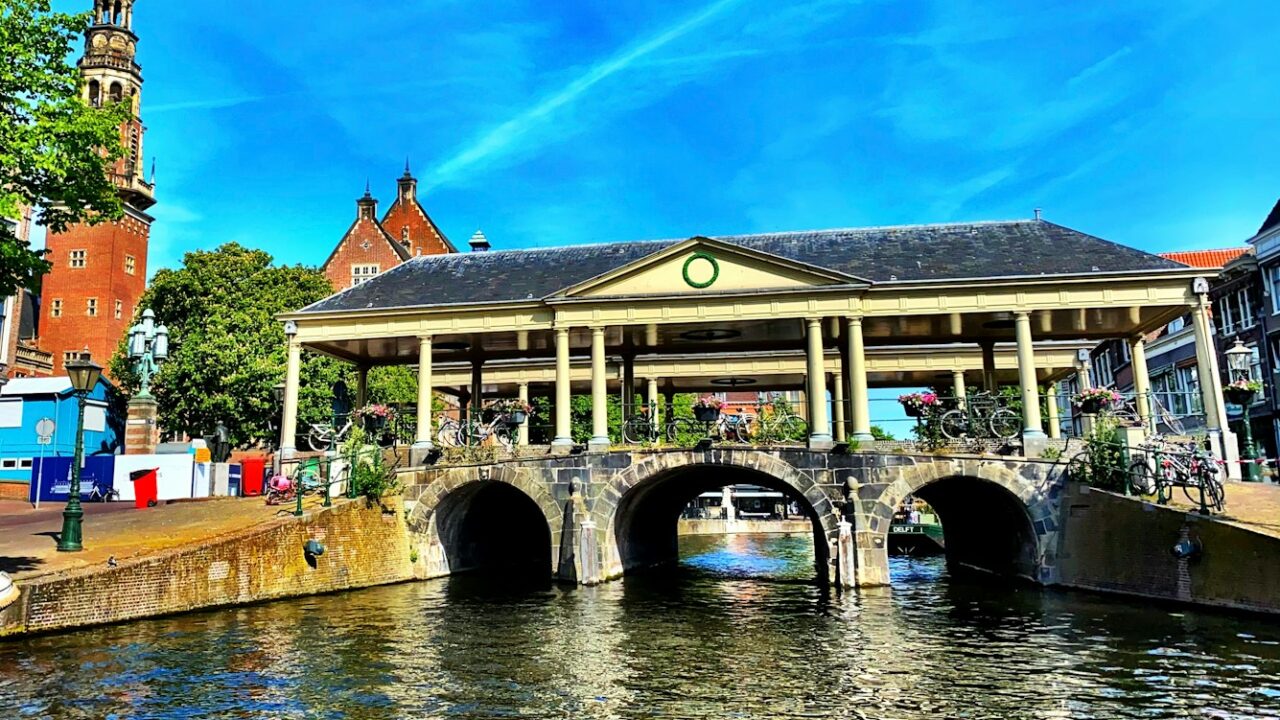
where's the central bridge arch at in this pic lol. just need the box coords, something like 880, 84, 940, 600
595, 450, 845, 584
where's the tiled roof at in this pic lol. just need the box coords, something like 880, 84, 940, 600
1158, 248, 1251, 269
300, 220, 1185, 313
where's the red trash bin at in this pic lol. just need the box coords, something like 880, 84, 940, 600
240, 458, 266, 497
130, 468, 159, 509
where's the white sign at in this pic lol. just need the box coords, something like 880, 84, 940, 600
35, 417, 55, 442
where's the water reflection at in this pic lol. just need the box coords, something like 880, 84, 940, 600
3, 534, 1280, 719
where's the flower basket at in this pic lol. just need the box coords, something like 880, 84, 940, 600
1076, 398, 1108, 415
897, 392, 938, 418
1072, 388, 1121, 415
1224, 386, 1256, 406
507, 409, 528, 425
694, 406, 720, 423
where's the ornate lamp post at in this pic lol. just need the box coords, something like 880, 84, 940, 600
57, 353, 103, 552
127, 309, 169, 398
1224, 340, 1262, 482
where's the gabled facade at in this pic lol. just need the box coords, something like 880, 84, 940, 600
321, 167, 456, 290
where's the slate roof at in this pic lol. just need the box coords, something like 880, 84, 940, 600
299, 220, 1186, 314
1257, 199, 1280, 238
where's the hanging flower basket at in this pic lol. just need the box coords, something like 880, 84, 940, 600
353, 404, 396, 435
898, 392, 938, 418
1224, 379, 1262, 406
1072, 388, 1120, 415
488, 399, 533, 426
508, 410, 528, 425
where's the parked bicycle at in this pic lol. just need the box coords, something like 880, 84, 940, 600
938, 391, 1021, 441
1127, 437, 1224, 513
744, 402, 807, 443
436, 412, 515, 450
265, 460, 326, 505
305, 413, 396, 452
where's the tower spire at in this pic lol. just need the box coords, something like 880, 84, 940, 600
404, 157, 412, 177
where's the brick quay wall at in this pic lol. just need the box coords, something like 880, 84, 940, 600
0, 498, 415, 638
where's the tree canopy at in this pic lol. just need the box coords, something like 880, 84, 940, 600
0, 1, 130, 297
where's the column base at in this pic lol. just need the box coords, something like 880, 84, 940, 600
1021, 430, 1047, 439
808, 435, 835, 451
280, 446, 298, 461
850, 432, 875, 442
551, 438, 575, 455
588, 437, 611, 453
409, 441, 436, 467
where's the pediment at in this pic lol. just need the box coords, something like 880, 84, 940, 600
558, 237, 867, 298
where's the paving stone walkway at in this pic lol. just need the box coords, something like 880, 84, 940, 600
0, 495, 328, 581
1166, 480, 1280, 539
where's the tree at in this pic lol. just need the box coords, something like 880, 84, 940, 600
110, 244, 343, 447
0, 1, 130, 297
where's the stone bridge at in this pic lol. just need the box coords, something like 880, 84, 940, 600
401, 448, 1068, 587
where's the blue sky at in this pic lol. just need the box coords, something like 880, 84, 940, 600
48, 0, 1279, 274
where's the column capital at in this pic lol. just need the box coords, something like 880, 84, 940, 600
1014, 310, 1031, 320
845, 315, 864, 327
417, 333, 433, 342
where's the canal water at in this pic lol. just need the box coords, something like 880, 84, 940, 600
4, 534, 1280, 719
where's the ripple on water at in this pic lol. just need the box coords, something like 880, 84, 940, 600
4, 536, 1280, 719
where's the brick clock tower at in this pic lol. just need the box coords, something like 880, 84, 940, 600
40, 0, 155, 378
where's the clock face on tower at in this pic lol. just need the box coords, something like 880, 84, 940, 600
92, 34, 106, 48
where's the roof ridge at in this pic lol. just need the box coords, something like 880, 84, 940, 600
403, 220, 1042, 263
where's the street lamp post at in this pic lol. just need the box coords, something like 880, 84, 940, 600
57, 353, 103, 552
1225, 340, 1262, 482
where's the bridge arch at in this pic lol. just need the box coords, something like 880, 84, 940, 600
597, 450, 844, 584
866, 459, 1061, 583
405, 465, 563, 580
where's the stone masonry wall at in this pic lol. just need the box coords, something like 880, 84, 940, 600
0, 498, 414, 638
1053, 483, 1280, 614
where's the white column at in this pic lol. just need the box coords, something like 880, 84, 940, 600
414, 336, 433, 450
552, 327, 573, 451
832, 372, 847, 443
846, 317, 872, 441
806, 318, 832, 446
590, 327, 609, 450
1191, 298, 1238, 476
1045, 382, 1061, 439
951, 369, 967, 410
647, 377, 661, 429
1014, 312, 1045, 438
280, 339, 301, 458
517, 382, 530, 447
1129, 335, 1152, 430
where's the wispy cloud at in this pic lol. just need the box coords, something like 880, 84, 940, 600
424, 0, 745, 190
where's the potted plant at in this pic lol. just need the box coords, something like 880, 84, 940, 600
353, 403, 396, 438
897, 392, 939, 418
692, 395, 724, 423
1072, 387, 1121, 415
489, 399, 533, 425
1224, 378, 1263, 406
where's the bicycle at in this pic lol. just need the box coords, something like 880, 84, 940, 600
1127, 438, 1224, 513
306, 413, 398, 451
437, 413, 514, 450
938, 391, 1021, 441
748, 404, 808, 444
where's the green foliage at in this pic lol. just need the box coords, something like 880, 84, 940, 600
1041, 445, 1063, 461
1072, 417, 1126, 491
0, 1, 131, 297
870, 425, 894, 441
109, 243, 341, 446
341, 426, 400, 501
367, 366, 418, 405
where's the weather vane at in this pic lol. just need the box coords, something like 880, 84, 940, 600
127, 308, 169, 399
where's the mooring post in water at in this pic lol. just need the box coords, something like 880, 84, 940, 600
578, 518, 601, 584
837, 519, 857, 588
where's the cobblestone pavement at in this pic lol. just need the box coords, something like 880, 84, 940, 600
0, 495, 328, 581
1167, 480, 1280, 538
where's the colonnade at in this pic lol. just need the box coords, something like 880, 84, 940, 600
278, 301, 1231, 468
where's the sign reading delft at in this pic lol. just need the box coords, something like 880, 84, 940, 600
682, 251, 719, 289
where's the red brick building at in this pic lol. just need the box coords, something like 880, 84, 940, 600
40, 0, 155, 377
322, 166, 457, 290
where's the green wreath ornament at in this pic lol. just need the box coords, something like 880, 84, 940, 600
682, 252, 720, 289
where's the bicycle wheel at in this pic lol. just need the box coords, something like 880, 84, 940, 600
436, 421, 460, 447
776, 415, 807, 443
623, 417, 653, 445
305, 427, 331, 452
494, 425, 514, 451
939, 410, 968, 440
1066, 453, 1093, 484
988, 409, 1022, 441
1127, 459, 1157, 496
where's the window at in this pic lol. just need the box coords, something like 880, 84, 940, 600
1152, 365, 1202, 417
115, 300, 123, 319
0, 400, 21, 428
69, 250, 86, 269
86, 298, 98, 317
1094, 351, 1115, 388
1216, 287, 1257, 336
0, 459, 15, 470
18, 459, 31, 469
62, 351, 81, 365
1167, 315, 1187, 334
125, 255, 136, 274
85, 402, 107, 433
50, 299, 62, 318
351, 264, 379, 287
1270, 265, 1280, 314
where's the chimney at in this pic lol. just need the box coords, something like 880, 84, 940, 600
469, 229, 491, 252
